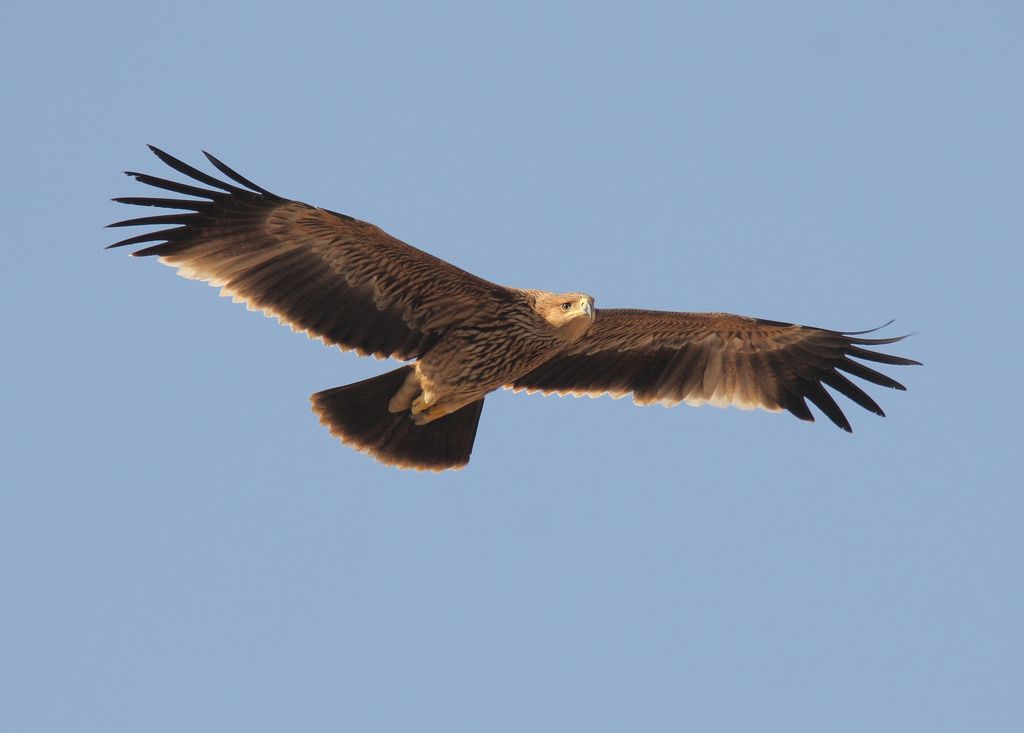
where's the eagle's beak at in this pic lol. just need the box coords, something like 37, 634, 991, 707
580, 298, 594, 318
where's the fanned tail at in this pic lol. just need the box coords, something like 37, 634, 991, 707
310, 366, 485, 471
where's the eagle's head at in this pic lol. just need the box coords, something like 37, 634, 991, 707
534, 291, 596, 342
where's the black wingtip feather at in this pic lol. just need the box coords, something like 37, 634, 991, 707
838, 319, 897, 336
835, 357, 908, 391
123, 172, 220, 200
202, 150, 280, 198
107, 228, 182, 249
145, 145, 249, 194
106, 213, 197, 229
847, 334, 910, 346
803, 382, 853, 432
111, 196, 207, 211
847, 346, 922, 367
821, 369, 885, 417
782, 393, 815, 423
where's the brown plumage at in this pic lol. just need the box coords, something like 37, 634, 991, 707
108, 147, 920, 470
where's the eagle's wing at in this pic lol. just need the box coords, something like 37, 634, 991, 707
510, 309, 920, 431
108, 146, 506, 360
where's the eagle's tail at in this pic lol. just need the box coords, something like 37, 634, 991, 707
310, 366, 485, 471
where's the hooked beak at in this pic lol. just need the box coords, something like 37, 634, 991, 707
580, 297, 594, 318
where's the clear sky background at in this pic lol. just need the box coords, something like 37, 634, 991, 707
3, 1, 1021, 731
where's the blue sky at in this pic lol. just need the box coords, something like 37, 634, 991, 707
3, 1, 1021, 731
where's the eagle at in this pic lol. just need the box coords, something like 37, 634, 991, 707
108, 147, 920, 471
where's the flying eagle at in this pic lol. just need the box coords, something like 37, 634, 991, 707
108, 147, 919, 471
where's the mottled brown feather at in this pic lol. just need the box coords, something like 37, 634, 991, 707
511, 309, 921, 431
108, 146, 509, 361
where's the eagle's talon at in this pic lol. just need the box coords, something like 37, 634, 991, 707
412, 404, 450, 425
410, 393, 434, 415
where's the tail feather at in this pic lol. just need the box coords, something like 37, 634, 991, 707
310, 366, 485, 471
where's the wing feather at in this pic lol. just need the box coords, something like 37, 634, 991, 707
511, 309, 920, 431
108, 147, 508, 360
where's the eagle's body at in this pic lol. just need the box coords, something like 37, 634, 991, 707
390, 289, 596, 424
109, 147, 919, 470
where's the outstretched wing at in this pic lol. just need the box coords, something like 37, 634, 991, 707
510, 309, 920, 431
108, 146, 507, 360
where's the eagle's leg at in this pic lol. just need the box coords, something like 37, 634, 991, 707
388, 364, 443, 417
410, 392, 437, 415
412, 396, 478, 425
391, 362, 478, 425
387, 368, 422, 413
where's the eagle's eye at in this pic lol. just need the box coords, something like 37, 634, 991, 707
560, 302, 572, 312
